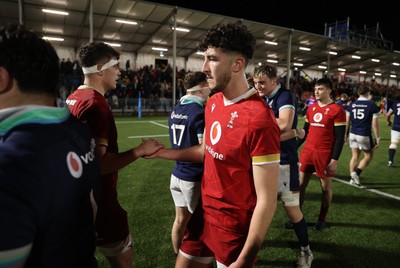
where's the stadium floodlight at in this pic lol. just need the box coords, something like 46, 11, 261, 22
266, 59, 278, 63
42, 9, 69, 16
172, 27, 190, 32
105, 42, 121, 47
42, 36, 64, 41
116, 19, 138, 25
152, 47, 168, 52
265, 41, 278, 45
299, 46, 311, 51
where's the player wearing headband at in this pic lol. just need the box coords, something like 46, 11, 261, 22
168, 71, 210, 255
66, 42, 163, 268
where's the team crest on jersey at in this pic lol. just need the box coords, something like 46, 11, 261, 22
211, 103, 216, 112
67, 151, 83, 178
210, 121, 222, 145
227, 111, 238, 128
325, 108, 330, 114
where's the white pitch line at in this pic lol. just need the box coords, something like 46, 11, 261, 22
149, 121, 169, 128
128, 121, 168, 139
128, 121, 169, 139
128, 134, 169, 139
333, 177, 400, 201
123, 120, 400, 201
116, 120, 168, 124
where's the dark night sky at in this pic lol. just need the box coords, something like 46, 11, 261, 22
149, 0, 399, 51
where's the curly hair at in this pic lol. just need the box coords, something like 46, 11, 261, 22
0, 24, 60, 96
198, 23, 256, 64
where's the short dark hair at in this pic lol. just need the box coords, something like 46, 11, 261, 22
357, 86, 370, 96
315, 77, 332, 89
183, 71, 207, 89
79, 41, 120, 67
0, 24, 60, 95
253, 63, 278, 79
198, 23, 256, 65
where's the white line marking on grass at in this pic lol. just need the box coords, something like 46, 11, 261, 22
115, 120, 168, 124
115, 121, 136, 123
333, 177, 400, 201
122, 119, 400, 202
149, 121, 169, 128
128, 134, 169, 139
126, 121, 169, 139
367, 189, 400, 201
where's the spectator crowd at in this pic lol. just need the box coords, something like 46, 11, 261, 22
58, 58, 400, 115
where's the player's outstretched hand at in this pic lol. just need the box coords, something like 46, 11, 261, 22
297, 128, 306, 140
143, 148, 165, 159
138, 138, 164, 157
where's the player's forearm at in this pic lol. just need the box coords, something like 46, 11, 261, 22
236, 196, 277, 266
297, 121, 309, 148
332, 125, 346, 160
280, 128, 304, 142
99, 150, 142, 175
236, 164, 279, 265
384, 110, 392, 119
145, 144, 204, 163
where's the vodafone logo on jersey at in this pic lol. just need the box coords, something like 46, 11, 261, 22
313, 112, 323, 123
206, 121, 224, 160
210, 121, 222, 145
67, 152, 83, 178
67, 138, 97, 178
311, 112, 325, 127
171, 111, 188, 120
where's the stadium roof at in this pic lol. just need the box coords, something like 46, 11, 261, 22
1, 0, 400, 81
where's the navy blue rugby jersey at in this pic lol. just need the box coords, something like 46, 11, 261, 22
168, 96, 205, 182
346, 97, 379, 136
0, 106, 99, 268
389, 101, 400, 132
265, 86, 299, 164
